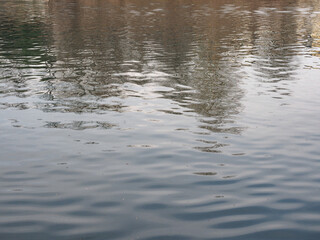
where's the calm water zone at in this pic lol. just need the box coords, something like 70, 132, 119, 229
0, 0, 320, 239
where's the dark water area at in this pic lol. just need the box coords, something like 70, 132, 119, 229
0, 0, 320, 239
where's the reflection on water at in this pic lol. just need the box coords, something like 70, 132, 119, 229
0, 0, 320, 239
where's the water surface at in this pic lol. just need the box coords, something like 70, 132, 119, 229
0, 0, 320, 239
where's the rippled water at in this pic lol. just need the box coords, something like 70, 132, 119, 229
1, 0, 320, 239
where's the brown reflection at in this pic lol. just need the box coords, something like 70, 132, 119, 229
300, 0, 320, 57
47, 0, 250, 121
247, 0, 301, 98
45, 0, 319, 131
1, 0, 319, 150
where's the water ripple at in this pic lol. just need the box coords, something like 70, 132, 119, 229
1, 0, 320, 239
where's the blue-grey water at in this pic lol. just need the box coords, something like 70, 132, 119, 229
0, 0, 320, 239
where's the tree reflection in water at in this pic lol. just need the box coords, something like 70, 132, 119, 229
0, 0, 318, 152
